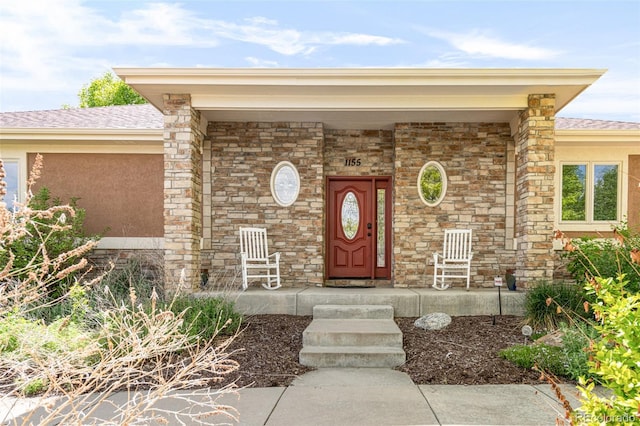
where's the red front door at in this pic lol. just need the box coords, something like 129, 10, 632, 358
327, 177, 391, 279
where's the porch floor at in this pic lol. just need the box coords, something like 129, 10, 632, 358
197, 287, 526, 317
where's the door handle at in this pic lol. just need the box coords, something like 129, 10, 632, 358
367, 223, 372, 229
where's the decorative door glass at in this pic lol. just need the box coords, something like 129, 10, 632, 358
377, 189, 385, 267
341, 191, 359, 240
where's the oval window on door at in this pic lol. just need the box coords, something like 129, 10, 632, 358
418, 161, 447, 206
341, 191, 360, 240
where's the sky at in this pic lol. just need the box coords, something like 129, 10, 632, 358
0, 0, 639, 122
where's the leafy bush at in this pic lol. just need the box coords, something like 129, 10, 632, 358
0, 182, 100, 312
573, 275, 640, 425
0, 310, 97, 396
500, 344, 563, 371
525, 280, 591, 331
1, 156, 99, 319
499, 324, 596, 382
0, 312, 94, 359
0, 186, 93, 277
169, 296, 243, 340
550, 230, 640, 424
561, 324, 598, 382
561, 223, 640, 293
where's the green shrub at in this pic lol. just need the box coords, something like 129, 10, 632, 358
500, 344, 565, 373
20, 378, 48, 396
561, 323, 598, 382
100, 258, 162, 305
169, 296, 242, 340
574, 275, 640, 424
6, 314, 93, 356
500, 323, 597, 383
31, 257, 164, 329
525, 281, 591, 331
562, 222, 640, 293
0, 186, 99, 305
0, 187, 91, 273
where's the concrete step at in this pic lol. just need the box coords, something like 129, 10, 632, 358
299, 345, 406, 368
312, 304, 394, 320
303, 318, 402, 347
300, 304, 405, 368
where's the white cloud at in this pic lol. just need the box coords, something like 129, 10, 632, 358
0, 0, 219, 97
0, 2, 403, 84
429, 29, 560, 61
0, 0, 103, 84
245, 17, 279, 26
210, 17, 403, 56
559, 72, 640, 121
245, 57, 280, 67
416, 52, 470, 68
212, 18, 314, 55
324, 33, 403, 46
109, 3, 219, 46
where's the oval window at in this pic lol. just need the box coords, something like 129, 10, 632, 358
341, 191, 360, 240
418, 161, 447, 206
271, 161, 300, 207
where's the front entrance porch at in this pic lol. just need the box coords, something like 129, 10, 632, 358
198, 287, 526, 317
112, 68, 599, 292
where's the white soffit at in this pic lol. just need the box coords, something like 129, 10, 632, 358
114, 68, 606, 129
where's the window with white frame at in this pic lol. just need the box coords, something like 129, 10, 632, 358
270, 161, 300, 207
1, 160, 19, 211
560, 162, 620, 223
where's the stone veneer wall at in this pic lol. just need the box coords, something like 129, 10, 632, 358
205, 122, 325, 287
88, 249, 164, 283
162, 94, 203, 291
324, 130, 394, 176
514, 94, 556, 285
393, 122, 516, 287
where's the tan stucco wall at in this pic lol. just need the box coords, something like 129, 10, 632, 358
28, 152, 163, 237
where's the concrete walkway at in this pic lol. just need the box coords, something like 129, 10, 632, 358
237, 369, 578, 426
4, 369, 587, 425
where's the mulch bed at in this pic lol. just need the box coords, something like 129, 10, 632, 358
219, 314, 542, 388
397, 315, 541, 385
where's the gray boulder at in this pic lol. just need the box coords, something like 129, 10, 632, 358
414, 313, 452, 330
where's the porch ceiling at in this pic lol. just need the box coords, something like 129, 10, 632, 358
114, 67, 605, 130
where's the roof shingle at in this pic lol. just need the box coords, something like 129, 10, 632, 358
0, 104, 163, 129
555, 117, 640, 130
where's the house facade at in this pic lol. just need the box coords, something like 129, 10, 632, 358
1, 68, 639, 292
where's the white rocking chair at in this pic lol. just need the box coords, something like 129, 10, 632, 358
239, 227, 282, 290
432, 229, 473, 291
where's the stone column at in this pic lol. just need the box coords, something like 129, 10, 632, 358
163, 94, 203, 292
514, 94, 556, 286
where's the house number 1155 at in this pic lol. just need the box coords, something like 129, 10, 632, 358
344, 158, 362, 166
